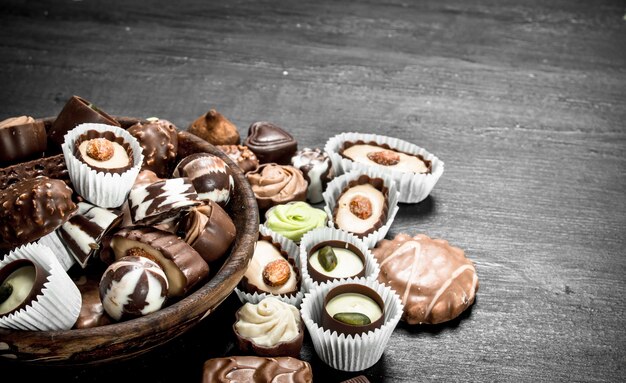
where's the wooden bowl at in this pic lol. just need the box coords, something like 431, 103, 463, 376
0, 117, 259, 365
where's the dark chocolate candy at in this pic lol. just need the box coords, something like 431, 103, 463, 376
177, 200, 236, 263
321, 283, 385, 336
0, 176, 77, 250
73, 129, 134, 174
173, 153, 234, 207
48, 95, 120, 152
202, 356, 313, 383
0, 259, 50, 317
128, 176, 201, 225
216, 144, 259, 173
244, 121, 297, 165
72, 274, 112, 329
100, 226, 209, 297
373, 233, 479, 325
127, 118, 178, 178
188, 109, 240, 146
0, 116, 47, 165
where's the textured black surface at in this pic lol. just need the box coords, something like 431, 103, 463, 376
1, 0, 625, 382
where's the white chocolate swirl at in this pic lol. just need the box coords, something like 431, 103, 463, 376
234, 297, 301, 347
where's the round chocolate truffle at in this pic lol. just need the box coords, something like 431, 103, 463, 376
99, 255, 169, 321
188, 109, 240, 146
128, 117, 179, 178
173, 153, 234, 207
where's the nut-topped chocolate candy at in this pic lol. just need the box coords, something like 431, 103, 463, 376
173, 153, 234, 207
0, 115, 47, 165
202, 356, 313, 383
127, 117, 179, 178
308, 241, 366, 284
240, 234, 300, 296
100, 226, 209, 297
340, 141, 432, 174
0, 176, 77, 250
74, 129, 134, 174
216, 144, 259, 173
188, 109, 240, 146
332, 176, 389, 239
373, 233, 478, 325
99, 255, 169, 321
321, 283, 385, 336
291, 147, 333, 204
0, 259, 50, 318
244, 121, 297, 165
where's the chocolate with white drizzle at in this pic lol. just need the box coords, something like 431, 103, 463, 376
291, 147, 333, 204
173, 153, 234, 208
372, 233, 479, 325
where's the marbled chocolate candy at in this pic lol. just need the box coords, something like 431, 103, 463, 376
173, 153, 234, 207
128, 176, 201, 225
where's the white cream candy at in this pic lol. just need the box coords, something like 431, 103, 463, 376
234, 296, 301, 347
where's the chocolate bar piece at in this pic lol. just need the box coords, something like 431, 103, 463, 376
202, 356, 313, 383
0, 116, 47, 165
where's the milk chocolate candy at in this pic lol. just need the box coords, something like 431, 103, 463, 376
72, 274, 113, 329
244, 121, 297, 165
127, 117, 178, 178
216, 144, 259, 173
176, 200, 236, 264
49, 95, 120, 152
173, 153, 234, 207
128, 176, 201, 225
100, 226, 209, 297
58, 202, 124, 268
373, 233, 479, 324
246, 163, 307, 214
0, 116, 47, 165
202, 356, 313, 383
188, 109, 240, 146
0, 176, 77, 250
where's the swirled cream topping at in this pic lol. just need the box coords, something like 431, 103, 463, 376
265, 201, 328, 242
246, 164, 307, 206
234, 297, 301, 347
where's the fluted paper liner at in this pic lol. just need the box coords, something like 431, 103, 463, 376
0, 243, 82, 331
299, 227, 380, 293
324, 132, 444, 203
234, 225, 305, 308
62, 123, 144, 208
322, 169, 399, 249
299, 277, 403, 372
37, 231, 76, 272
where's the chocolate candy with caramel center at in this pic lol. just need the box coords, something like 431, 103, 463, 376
202, 356, 313, 383
0, 116, 47, 165
372, 233, 478, 325
244, 121, 297, 165
127, 118, 179, 178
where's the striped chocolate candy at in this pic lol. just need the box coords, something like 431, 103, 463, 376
173, 153, 234, 207
128, 177, 201, 225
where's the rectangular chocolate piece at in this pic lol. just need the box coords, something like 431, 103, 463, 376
202, 356, 313, 383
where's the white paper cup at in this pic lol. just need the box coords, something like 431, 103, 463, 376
62, 123, 144, 208
300, 277, 404, 372
299, 227, 380, 293
0, 243, 82, 331
36, 231, 76, 272
324, 132, 444, 203
322, 169, 399, 249
234, 225, 305, 308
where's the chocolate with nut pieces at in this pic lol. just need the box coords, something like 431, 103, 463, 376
127, 117, 179, 178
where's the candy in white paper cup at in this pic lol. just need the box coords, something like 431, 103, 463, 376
322, 169, 399, 249
62, 123, 144, 208
0, 243, 81, 331
36, 231, 76, 272
324, 132, 444, 203
300, 277, 403, 372
234, 225, 305, 308
299, 227, 380, 293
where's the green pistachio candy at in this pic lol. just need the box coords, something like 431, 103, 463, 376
318, 246, 338, 272
0, 282, 13, 304
333, 312, 371, 326
265, 201, 328, 242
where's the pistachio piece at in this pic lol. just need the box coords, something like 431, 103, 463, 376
318, 246, 338, 272
333, 312, 371, 326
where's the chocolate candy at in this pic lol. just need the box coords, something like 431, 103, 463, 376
216, 144, 259, 173
58, 202, 124, 268
372, 233, 479, 324
202, 356, 313, 383
177, 200, 236, 263
127, 117, 179, 178
332, 176, 389, 238
128, 176, 201, 225
340, 141, 432, 174
321, 283, 385, 336
188, 109, 240, 146
99, 255, 169, 321
0, 116, 47, 165
173, 153, 234, 207
291, 147, 333, 204
308, 240, 366, 283
74, 129, 134, 174
49, 95, 120, 152
244, 121, 297, 165
0, 259, 50, 317
72, 274, 112, 329
246, 163, 307, 213
100, 226, 209, 297
0, 176, 77, 250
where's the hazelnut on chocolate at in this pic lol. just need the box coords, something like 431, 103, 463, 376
340, 141, 432, 174
332, 176, 389, 239
74, 130, 134, 174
